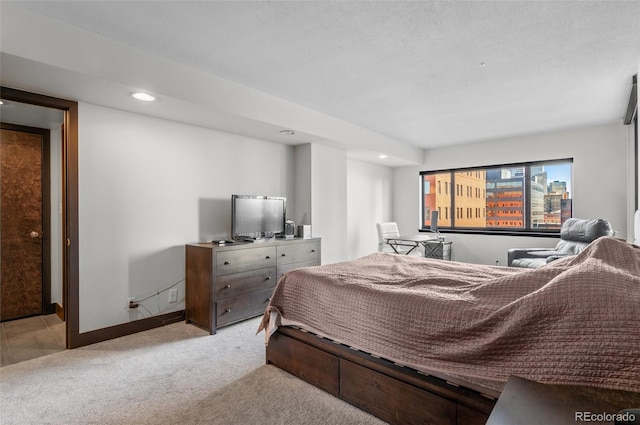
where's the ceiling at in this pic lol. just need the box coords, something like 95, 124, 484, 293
2, 1, 640, 165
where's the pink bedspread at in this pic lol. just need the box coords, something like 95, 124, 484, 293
259, 237, 640, 393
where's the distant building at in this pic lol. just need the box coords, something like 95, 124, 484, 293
454, 170, 486, 228
423, 174, 437, 227
423, 173, 452, 227
530, 180, 545, 228
544, 211, 561, 225
561, 198, 572, 222
530, 166, 545, 177
423, 170, 486, 228
544, 180, 570, 227
532, 171, 548, 194
548, 180, 567, 195
486, 169, 524, 228
531, 170, 547, 228
545, 193, 563, 214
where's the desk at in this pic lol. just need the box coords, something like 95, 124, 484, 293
385, 234, 451, 260
486, 376, 640, 425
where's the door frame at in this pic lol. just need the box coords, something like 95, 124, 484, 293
1, 87, 80, 348
0, 122, 53, 318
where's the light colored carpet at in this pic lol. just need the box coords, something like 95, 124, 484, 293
0, 317, 385, 424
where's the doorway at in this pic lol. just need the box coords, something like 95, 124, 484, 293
1, 86, 80, 353
0, 123, 53, 322
0, 104, 66, 365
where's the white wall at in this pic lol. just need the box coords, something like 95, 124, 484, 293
78, 103, 294, 332
67, 105, 636, 332
394, 123, 629, 265
293, 144, 312, 229
309, 144, 348, 264
627, 118, 637, 242
625, 69, 638, 242
294, 152, 396, 263
637, 62, 639, 229
346, 158, 394, 259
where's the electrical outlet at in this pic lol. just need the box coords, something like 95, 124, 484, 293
169, 288, 178, 303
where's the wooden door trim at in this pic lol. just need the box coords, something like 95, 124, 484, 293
0, 122, 53, 316
1, 87, 80, 348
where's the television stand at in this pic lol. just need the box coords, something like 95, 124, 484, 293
185, 237, 321, 334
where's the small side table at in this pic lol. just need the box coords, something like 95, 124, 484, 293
486, 376, 640, 425
423, 240, 452, 260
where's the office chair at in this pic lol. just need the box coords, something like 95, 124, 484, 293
376, 222, 422, 255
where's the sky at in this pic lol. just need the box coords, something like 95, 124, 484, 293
544, 163, 572, 196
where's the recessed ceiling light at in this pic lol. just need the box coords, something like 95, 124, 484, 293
280, 130, 295, 136
378, 154, 388, 159
131, 92, 156, 102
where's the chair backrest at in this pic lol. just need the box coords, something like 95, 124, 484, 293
634, 210, 639, 245
430, 210, 439, 234
560, 218, 613, 242
556, 218, 613, 254
376, 222, 400, 245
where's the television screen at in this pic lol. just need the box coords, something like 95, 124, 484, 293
232, 195, 286, 239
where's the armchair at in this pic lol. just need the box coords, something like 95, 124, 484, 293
507, 218, 613, 268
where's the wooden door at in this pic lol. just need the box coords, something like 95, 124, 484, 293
0, 127, 44, 321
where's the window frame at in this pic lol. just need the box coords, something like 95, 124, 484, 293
420, 158, 573, 237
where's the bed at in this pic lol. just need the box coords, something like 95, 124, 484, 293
258, 237, 640, 425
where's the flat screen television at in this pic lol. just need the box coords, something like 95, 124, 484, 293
231, 195, 286, 240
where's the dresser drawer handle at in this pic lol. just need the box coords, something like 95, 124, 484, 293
225, 309, 231, 314
281, 253, 286, 257
224, 261, 231, 265
266, 276, 272, 280
225, 285, 231, 289
264, 298, 271, 303
311, 249, 316, 253
266, 255, 271, 259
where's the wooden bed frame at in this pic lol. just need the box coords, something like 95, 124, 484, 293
266, 327, 499, 425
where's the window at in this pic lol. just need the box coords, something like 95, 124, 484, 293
421, 160, 573, 234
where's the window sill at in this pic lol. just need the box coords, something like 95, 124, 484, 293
419, 229, 561, 238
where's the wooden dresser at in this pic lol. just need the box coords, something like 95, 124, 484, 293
185, 237, 321, 334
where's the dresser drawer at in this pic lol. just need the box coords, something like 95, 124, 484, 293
277, 241, 320, 265
216, 288, 273, 327
216, 267, 277, 300
216, 246, 276, 275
